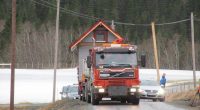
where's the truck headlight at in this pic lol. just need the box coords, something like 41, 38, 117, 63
130, 88, 137, 92
158, 88, 165, 95
99, 88, 105, 93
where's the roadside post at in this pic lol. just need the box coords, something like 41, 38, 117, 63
53, 0, 60, 103
151, 22, 160, 83
10, 0, 16, 110
190, 12, 196, 88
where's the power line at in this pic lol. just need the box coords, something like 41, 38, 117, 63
31, 0, 191, 26
42, 0, 100, 20
113, 21, 150, 26
155, 19, 190, 26
31, 0, 100, 21
110, 19, 190, 26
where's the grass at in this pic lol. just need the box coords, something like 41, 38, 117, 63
0, 102, 46, 110
166, 89, 196, 102
39, 100, 66, 110
0, 98, 85, 110
0, 106, 39, 110
39, 98, 86, 110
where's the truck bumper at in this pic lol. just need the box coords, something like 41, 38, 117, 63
93, 86, 140, 100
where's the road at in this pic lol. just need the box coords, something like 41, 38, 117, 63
62, 100, 196, 110
83, 102, 184, 110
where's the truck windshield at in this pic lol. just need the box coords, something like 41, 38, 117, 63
96, 53, 137, 67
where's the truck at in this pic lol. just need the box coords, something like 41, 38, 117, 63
78, 42, 146, 105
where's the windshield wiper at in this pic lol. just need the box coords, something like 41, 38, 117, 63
97, 64, 112, 68
110, 72, 125, 78
114, 64, 132, 67
98, 64, 132, 68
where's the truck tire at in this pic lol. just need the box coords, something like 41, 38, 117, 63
82, 97, 86, 101
80, 96, 82, 101
91, 93, 99, 105
82, 92, 86, 101
132, 98, 139, 105
128, 96, 140, 105
86, 94, 91, 103
121, 99, 126, 103
82, 88, 86, 101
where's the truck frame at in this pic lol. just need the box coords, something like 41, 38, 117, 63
79, 43, 145, 105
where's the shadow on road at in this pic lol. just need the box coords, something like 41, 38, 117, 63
97, 99, 154, 105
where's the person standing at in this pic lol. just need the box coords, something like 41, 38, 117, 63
160, 73, 166, 88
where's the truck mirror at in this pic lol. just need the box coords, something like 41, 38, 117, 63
87, 56, 91, 68
141, 54, 146, 67
100, 54, 105, 59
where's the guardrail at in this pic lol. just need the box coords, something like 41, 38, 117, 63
165, 81, 196, 94
0, 63, 11, 68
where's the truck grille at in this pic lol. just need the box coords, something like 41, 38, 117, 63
108, 86, 127, 96
108, 80, 125, 86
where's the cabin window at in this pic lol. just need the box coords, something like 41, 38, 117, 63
94, 30, 108, 42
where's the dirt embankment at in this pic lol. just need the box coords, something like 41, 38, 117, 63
0, 99, 87, 110
166, 90, 200, 110
0, 103, 46, 110
39, 99, 87, 110
166, 90, 196, 102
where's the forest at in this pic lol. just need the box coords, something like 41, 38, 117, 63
0, 0, 200, 70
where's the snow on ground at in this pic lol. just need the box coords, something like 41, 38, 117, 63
0, 68, 200, 104
0, 68, 78, 104
140, 69, 200, 81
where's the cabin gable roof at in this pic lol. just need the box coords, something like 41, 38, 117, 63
69, 20, 123, 51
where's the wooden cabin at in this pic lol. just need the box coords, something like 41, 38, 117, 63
69, 20, 123, 81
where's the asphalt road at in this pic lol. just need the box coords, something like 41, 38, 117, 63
63, 100, 198, 110
83, 102, 184, 110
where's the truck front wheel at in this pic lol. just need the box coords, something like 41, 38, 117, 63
86, 94, 91, 103
80, 96, 82, 101
128, 96, 140, 105
91, 93, 99, 105
121, 99, 126, 103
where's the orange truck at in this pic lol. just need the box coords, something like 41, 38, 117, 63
79, 43, 146, 105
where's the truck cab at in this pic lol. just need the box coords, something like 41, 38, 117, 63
81, 43, 145, 105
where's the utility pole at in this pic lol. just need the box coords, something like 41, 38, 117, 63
191, 12, 196, 88
10, 0, 16, 110
111, 20, 115, 30
53, 0, 60, 103
151, 22, 160, 83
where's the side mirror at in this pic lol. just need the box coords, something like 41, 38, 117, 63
87, 56, 91, 68
100, 54, 105, 59
141, 54, 146, 67
60, 92, 63, 94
